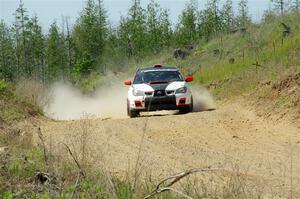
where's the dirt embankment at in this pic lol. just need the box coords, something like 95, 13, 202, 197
253, 71, 300, 123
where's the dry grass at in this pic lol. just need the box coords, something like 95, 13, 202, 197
1, 115, 299, 198
1, 95, 298, 198
15, 78, 52, 111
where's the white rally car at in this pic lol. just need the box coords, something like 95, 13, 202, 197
124, 65, 193, 118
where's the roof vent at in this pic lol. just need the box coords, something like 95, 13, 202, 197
154, 64, 162, 68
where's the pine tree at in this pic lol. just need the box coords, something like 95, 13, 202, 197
221, 0, 235, 33
176, 0, 197, 46
146, 0, 171, 53
117, 0, 146, 58
128, 0, 146, 57
0, 21, 16, 81
13, 0, 30, 77
62, 16, 75, 76
46, 22, 67, 81
73, 0, 107, 75
159, 9, 172, 48
104, 24, 120, 64
146, 0, 161, 53
271, 0, 285, 15
96, 0, 107, 57
198, 0, 221, 41
26, 15, 45, 79
207, 0, 221, 34
237, 0, 250, 28
118, 16, 133, 58
292, 0, 300, 11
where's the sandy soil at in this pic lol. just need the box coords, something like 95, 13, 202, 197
39, 100, 300, 196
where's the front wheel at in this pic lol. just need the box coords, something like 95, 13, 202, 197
129, 109, 139, 118
127, 100, 139, 118
179, 97, 193, 114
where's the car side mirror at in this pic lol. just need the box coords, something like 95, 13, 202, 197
185, 76, 193, 82
124, 80, 132, 86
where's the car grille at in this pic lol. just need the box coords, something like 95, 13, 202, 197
149, 99, 175, 105
154, 90, 166, 97
144, 96, 176, 110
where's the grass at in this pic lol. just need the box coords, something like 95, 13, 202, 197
0, 80, 41, 124
75, 12, 300, 99
120, 12, 300, 102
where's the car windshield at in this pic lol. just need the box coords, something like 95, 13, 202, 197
133, 70, 183, 84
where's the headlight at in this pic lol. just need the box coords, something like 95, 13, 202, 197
132, 89, 145, 96
175, 87, 187, 94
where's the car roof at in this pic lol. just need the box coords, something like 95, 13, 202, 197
138, 66, 179, 72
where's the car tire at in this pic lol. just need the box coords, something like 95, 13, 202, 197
129, 110, 139, 118
179, 97, 193, 114
127, 100, 139, 118
189, 97, 194, 112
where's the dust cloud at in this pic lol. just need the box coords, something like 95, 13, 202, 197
192, 86, 216, 112
44, 82, 215, 120
44, 82, 128, 120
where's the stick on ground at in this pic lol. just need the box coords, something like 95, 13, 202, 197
144, 167, 220, 199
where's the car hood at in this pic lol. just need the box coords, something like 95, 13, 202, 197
133, 81, 186, 91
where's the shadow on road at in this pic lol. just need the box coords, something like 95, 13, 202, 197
138, 107, 217, 118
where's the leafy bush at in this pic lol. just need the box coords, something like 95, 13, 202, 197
0, 80, 14, 99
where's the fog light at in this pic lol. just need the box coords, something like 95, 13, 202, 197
179, 98, 186, 106
135, 100, 142, 107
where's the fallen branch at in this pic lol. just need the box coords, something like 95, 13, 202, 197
153, 187, 193, 199
144, 167, 220, 199
61, 143, 86, 177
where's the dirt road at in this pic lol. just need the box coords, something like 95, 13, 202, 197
39, 100, 300, 195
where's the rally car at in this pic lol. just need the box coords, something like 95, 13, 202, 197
124, 64, 193, 118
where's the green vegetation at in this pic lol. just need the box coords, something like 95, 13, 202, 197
0, 80, 40, 124
0, 0, 254, 87
143, 11, 300, 101
1, 0, 297, 93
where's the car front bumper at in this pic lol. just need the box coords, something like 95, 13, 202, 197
128, 93, 192, 112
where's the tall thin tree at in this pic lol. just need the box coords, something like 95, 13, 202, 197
0, 21, 16, 81
13, 0, 30, 77
237, 0, 250, 28
271, 0, 285, 15
175, 0, 197, 46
